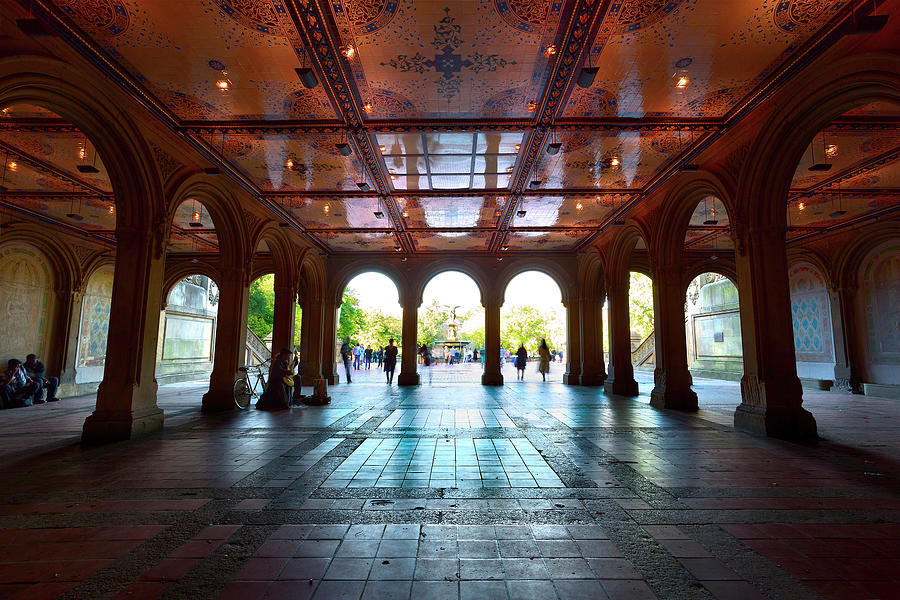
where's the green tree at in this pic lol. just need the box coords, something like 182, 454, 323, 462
628, 271, 654, 339
337, 289, 367, 343
247, 274, 275, 340
460, 307, 485, 348
501, 305, 552, 350
416, 299, 451, 346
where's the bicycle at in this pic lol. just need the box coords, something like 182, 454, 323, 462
233, 359, 269, 410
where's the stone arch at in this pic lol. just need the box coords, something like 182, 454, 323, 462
737, 53, 900, 229
330, 261, 407, 308
414, 260, 489, 307
166, 174, 249, 268
163, 260, 222, 301
0, 226, 79, 293
0, 56, 164, 233
832, 222, 900, 292
655, 173, 737, 265
496, 258, 574, 307
682, 259, 738, 291
299, 254, 327, 303
856, 239, 900, 386
787, 261, 836, 369
606, 222, 652, 285
787, 249, 834, 290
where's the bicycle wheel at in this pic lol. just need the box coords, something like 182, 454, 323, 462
233, 378, 252, 410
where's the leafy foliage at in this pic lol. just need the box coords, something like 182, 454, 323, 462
629, 271, 654, 339
247, 274, 302, 347
338, 288, 401, 347
501, 305, 563, 351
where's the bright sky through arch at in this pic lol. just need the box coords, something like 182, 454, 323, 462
345, 270, 563, 317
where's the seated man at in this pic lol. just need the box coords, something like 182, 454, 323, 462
1, 359, 43, 408
24, 354, 59, 402
256, 347, 297, 411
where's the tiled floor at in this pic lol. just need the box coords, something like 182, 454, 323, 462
0, 375, 898, 599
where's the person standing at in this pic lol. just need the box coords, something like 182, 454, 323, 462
377, 346, 384, 368
340, 336, 353, 383
538, 338, 551, 382
353, 343, 362, 370
24, 354, 59, 402
515, 344, 528, 381
383, 338, 398, 384
364, 345, 373, 369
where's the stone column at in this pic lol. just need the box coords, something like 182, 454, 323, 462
580, 294, 607, 386
603, 280, 639, 396
397, 288, 420, 386
733, 225, 817, 439
54, 286, 85, 397
650, 265, 698, 410
322, 301, 339, 384
563, 299, 581, 385
202, 265, 250, 412
271, 275, 299, 354
301, 296, 324, 384
481, 296, 503, 386
832, 285, 860, 393
83, 227, 166, 442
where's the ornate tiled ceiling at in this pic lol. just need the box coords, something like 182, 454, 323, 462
1, 1, 898, 255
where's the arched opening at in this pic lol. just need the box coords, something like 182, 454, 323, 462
857, 242, 900, 395
158, 274, 220, 386
0, 244, 53, 365
74, 265, 115, 392
628, 270, 654, 380
417, 271, 484, 384
680, 195, 743, 408
336, 271, 401, 384
158, 197, 220, 387
785, 100, 900, 399
0, 102, 114, 400
502, 271, 566, 383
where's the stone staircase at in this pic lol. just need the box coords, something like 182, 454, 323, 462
631, 330, 655, 366
245, 328, 271, 366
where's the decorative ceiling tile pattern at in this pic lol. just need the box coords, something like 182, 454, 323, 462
199, 133, 366, 191
564, 0, 851, 118
313, 230, 400, 251
791, 131, 900, 188
332, 0, 564, 119
0, 128, 112, 193
55, 0, 335, 120
287, 196, 389, 230
1, 195, 116, 230
504, 229, 589, 250
531, 130, 684, 189
168, 200, 219, 253
513, 194, 623, 227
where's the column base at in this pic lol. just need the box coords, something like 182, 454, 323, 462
734, 403, 818, 440
301, 374, 323, 386
325, 373, 340, 385
563, 373, 581, 385
650, 387, 698, 411
604, 378, 639, 396
580, 371, 607, 387
82, 407, 164, 444
201, 389, 236, 412
398, 372, 420, 386
481, 372, 503, 386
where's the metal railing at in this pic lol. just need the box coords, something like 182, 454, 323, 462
631, 330, 655, 366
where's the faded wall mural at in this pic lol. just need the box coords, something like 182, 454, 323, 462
77, 266, 114, 368
0, 245, 51, 364
861, 242, 900, 385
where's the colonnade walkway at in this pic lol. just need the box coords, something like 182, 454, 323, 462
0, 380, 898, 600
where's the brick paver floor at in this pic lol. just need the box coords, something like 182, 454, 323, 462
0, 375, 898, 599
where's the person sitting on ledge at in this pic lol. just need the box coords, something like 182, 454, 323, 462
256, 347, 297, 411
24, 354, 59, 402
0, 359, 43, 408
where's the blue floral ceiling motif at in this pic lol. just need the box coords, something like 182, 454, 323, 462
382, 7, 516, 104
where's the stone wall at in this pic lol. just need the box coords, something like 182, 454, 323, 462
0, 245, 51, 366
686, 278, 743, 380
